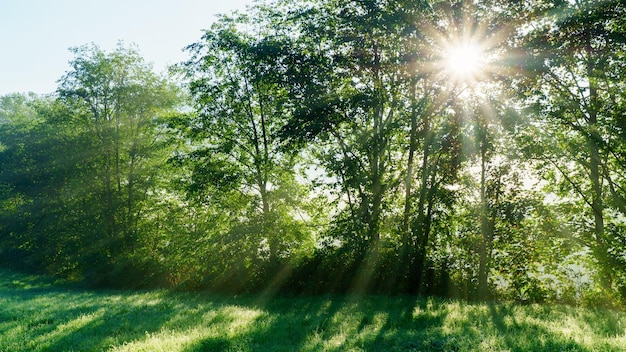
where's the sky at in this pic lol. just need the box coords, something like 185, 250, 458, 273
0, 0, 255, 95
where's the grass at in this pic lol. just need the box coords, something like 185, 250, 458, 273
0, 269, 625, 351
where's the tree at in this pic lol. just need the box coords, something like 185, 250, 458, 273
177, 8, 313, 279
277, 0, 416, 291
0, 94, 95, 276
57, 43, 179, 285
515, 0, 626, 291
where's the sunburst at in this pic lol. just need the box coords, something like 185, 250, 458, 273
444, 41, 486, 81
415, 2, 511, 92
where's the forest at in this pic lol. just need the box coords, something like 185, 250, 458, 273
0, 0, 625, 306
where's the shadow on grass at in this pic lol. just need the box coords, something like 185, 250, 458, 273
184, 295, 454, 351
183, 294, 351, 352
1, 284, 179, 350
484, 304, 586, 351
1, 269, 625, 351
0, 269, 236, 351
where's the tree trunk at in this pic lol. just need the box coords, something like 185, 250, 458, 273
586, 39, 609, 287
413, 114, 432, 290
477, 145, 489, 299
126, 145, 136, 248
260, 181, 279, 269
402, 80, 419, 252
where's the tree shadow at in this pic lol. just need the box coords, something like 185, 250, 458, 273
0, 271, 240, 351
337, 295, 452, 352
2, 270, 623, 351
579, 307, 624, 337
487, 303, 589, 351
182, 293, 349, 352
2, 288, 181, 351
183, 294, 451, 352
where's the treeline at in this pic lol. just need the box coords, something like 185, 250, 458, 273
1, 0, 625, 305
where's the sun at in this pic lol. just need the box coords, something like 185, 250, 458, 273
418, 1, 511, 92
444, 42, 485, 81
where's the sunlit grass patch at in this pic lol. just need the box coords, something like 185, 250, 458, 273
0, 269, 625, 351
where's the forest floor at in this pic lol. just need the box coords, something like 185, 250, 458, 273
1, 269, 625, 351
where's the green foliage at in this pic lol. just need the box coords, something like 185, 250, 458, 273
512, 0, 626, 292
0, 44, 180, 287
1, 0, 626, 304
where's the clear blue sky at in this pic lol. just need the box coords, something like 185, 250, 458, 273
0, 0, 254, 95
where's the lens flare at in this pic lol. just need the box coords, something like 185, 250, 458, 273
444, 42, 485, 80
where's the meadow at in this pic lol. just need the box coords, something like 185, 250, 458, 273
0, 269, 625, 352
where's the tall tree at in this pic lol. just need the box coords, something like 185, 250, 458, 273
277, 0, 476, 292
277, 0, 428, 289
57, 43, 179, 284
178, 8, 311, 274
515, 0, 626, 289
0, 94, 96, 276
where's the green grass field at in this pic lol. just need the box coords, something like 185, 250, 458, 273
0, 269, 625, 351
